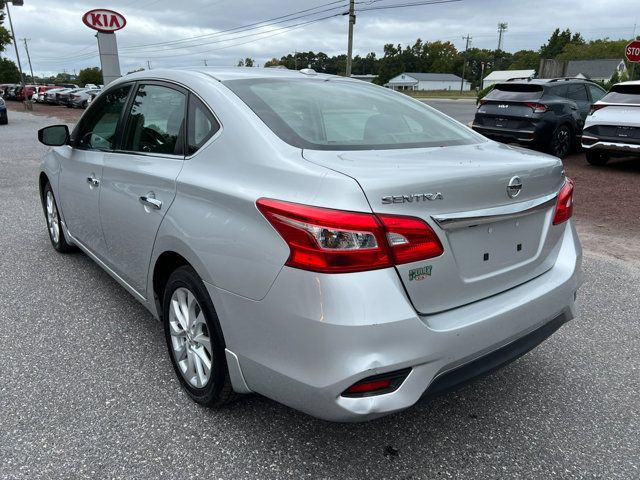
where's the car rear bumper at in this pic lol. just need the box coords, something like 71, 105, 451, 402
207, 221, 582, 422
472, 122, 554, 146
582, 136, 640, 156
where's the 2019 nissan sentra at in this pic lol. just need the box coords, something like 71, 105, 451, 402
37, 68, 582, 421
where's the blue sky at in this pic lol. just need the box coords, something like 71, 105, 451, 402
2, 0, 638, 76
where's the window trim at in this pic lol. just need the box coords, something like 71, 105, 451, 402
185, 91, 222, 157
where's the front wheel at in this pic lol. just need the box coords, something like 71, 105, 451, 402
163, 266, 237, 407
548, 125, 572, 158
42, 182, 75, 253
585, 150, 610, 166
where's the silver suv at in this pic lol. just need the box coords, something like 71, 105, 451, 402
38, 68, 582, 422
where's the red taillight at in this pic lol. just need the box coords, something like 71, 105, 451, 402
256, 198, 443, 273
553, 178, 574, 225
378, 214, 444, 264
525, 102, 549, 113
589, 104, 607, 115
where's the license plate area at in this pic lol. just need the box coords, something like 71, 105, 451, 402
447, 211, 546, 279
495, 117, 508, 128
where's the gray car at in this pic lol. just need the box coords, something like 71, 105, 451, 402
37, 68, 582, 422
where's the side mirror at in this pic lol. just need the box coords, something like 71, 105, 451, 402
38, 125, 69, 146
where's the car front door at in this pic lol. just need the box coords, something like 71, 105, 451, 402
98, 82, 187, 295
58, 84, 132, 256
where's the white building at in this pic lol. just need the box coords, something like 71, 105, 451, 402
482, 69, 536, 89
386, 72, 471, 91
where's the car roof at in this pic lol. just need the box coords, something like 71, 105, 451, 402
121, 66, 339, 83
613, 80, 640, 87
501, 77, 598, 86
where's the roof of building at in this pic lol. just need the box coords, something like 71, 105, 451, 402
565, 59, 625, 79
483, 69, 536, 81
389, 72, 464, 83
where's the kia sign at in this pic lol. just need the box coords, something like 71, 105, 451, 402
626, 40, 640, 63
83, 9, 126, 33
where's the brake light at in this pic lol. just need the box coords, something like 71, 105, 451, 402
525, 102, 549, 113
589, 104, 607, 115
552, 178, 574, 225
256, 198, 443, 273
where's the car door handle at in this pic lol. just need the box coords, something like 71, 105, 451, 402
139, 195, 162, 210
86, 176, 100, 187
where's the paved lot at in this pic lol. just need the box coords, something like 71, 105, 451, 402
1, 109, 639, 479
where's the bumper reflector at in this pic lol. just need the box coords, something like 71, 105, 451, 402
342, 368, 411, 398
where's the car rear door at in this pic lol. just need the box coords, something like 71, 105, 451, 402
58, 83, 133, 256
565, 83, 591, 130
98, 81, 187, 295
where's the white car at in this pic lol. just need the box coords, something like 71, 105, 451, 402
582, 80, 640, 165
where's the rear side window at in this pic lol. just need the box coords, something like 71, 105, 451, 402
187, 95, 220, 155
588, 84, 606, 102
122, 84, 186, 155
75, 84, 132, 151
565, 84, 588, 102
601, 84, 640, 104
485, 83, 544, 101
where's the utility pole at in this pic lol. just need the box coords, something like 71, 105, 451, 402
203, 59, 208, 67
5, 2, 25, 88
146, 60, 152, 70
497, 22, 508, 51
460, 34, 472, 94
345, 0, 355, 77
21, 37, 34, 83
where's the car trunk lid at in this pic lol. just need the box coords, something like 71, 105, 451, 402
303, 142, 566, 314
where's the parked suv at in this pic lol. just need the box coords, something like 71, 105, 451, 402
473, 78, 606, 158
37, 68, 581, 421
582, 81, 640, 165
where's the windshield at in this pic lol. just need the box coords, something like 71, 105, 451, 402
224, 78, 481, 150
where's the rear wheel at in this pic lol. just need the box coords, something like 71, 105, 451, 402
42, 182, 75, 253
548, 125, 572, 158
163, 266, 237, 407
585, 150, 610, 166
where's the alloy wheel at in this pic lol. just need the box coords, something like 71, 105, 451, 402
46, 191, 60, 244
168, 287, 213, 388
553, 127, 571, 158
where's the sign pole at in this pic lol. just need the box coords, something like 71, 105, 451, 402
83, 9, 127, 85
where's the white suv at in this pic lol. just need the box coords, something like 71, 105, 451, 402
582, 81, 640, 165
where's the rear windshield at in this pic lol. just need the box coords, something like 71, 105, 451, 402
485, 83, 544, 101
224, 78, 481, 150
601, 84, 640, 104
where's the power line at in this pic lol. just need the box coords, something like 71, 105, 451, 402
357, 0, 461, 12
119, 0, 347, 51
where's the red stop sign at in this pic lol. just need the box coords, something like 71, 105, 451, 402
626, 40, 640, 62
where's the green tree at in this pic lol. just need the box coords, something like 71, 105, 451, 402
509, 49, 539, 70
539, 28, 585, 58
0, 56, 20, 82
77, 66, 102, 86
237, 57, 255, 67
556, 38, 629, 61
0, 1, 13, 54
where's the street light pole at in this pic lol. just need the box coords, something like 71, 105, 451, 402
5, 1, 25, 87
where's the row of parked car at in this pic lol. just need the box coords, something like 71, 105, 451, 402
472, 77, 640, 165
0, 83, 103, 109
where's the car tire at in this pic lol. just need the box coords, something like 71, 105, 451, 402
585, 150, 610, 166
0, 117, 7, 125
82, 100, 88, 108
42, 182, 75, 253
163, 265, 238, 407
548, 124, 572, 158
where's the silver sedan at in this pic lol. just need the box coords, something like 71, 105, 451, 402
37, 67, 582, 421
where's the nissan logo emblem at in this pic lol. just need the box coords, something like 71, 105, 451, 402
507, 176, 523, 198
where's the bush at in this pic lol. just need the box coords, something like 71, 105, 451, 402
477, 84, 495, 104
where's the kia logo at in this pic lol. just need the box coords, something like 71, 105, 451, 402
82, 9, 127, 33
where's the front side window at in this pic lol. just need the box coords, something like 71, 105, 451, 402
224, 78, 481, 150
187, 95, 220, 155
122, 84, 186, 155
75, 84, 131, 150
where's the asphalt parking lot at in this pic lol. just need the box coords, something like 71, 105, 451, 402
1, 106, 639, 479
